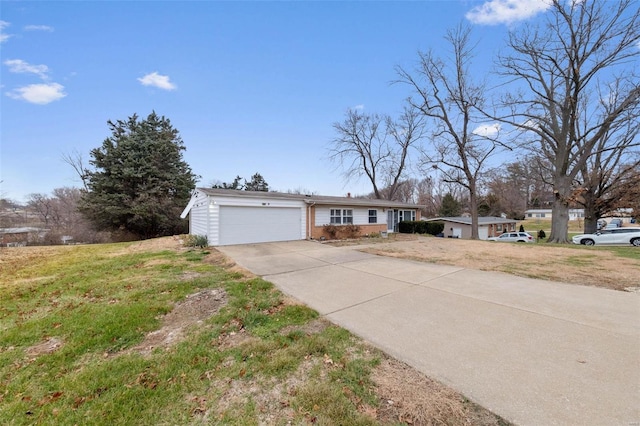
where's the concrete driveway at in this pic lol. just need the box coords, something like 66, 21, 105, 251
218, 240, 640, 426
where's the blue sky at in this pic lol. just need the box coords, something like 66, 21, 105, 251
1, 0, 554, 202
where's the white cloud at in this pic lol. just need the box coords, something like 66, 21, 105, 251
353, 104, 365, 110
137, 72, 177, 90
7, 83, 66, 104
473, 123, 501, 137
466, 0, 552, 25
24, 24, 54, 32
0, 20, 12, 43
4, 59, 50, 80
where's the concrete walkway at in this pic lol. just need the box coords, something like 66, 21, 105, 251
218, 240, 640, 426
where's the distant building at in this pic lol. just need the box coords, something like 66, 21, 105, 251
525, 208, 634, 222
525, 209, 585, 220
0, 227, 47, 247
423, 216, 517, 240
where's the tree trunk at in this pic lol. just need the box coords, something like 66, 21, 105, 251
548, 177, 571, 243
582, 189, 600, 234
469, 188, 479, 239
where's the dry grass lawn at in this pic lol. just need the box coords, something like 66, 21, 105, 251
332, 233, 639, 292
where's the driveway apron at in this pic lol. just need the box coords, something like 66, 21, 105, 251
218, 240, 640, 426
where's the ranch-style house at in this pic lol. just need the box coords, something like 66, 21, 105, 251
180, 188, 423, 246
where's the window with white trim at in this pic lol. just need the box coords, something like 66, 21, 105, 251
330, 209, 353, 225
343, 209, 353, 224
401, 210, 416, 222
368, 209, 377, 224
330, 209, 341, 224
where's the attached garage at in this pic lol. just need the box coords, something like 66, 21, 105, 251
181, 188, 424, 246
219, 206, 302, 245
180, 188, 307, 246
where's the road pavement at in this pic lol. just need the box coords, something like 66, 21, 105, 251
218, 240, 640, 426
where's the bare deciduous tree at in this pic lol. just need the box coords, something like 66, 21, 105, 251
576, 117, 640, 233
329, 105, 424, 201
495, 0, 640, 242
397, 24, 505, 238
26, 187, 102, 244
61, 149, 90, 191
485, 160, 553, 219
614, 167, 640, 218
27, 193, 53, 227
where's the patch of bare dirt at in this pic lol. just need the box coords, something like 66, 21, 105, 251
204, 250, 256, 279
372, 355, 507, 425
192, 357, 320, 424
26, 337, 63, 357
356, 236, 638, 291
128, 288, 228, 356
279, 318, 330, 337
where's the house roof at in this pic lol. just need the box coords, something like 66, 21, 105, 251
525, 208, 584, 213
423, 216, 517, 226
0, 227, 45, 234
194, 188, 425, 209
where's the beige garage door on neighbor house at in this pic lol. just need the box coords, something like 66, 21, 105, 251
218, 206, 303, 246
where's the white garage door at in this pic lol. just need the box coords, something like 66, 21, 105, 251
479, 227, 489, 240
219, 206, 302, 245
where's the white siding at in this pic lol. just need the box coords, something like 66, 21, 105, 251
209, 204, 220, 245
353, 208, 370, 225
188, 191, 210, 237
316, 207, 380, 226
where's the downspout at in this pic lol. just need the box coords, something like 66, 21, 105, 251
305, 201, 315, 240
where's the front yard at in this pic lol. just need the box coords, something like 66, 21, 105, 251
0, 238, 508, 425
339, 234, 639, 292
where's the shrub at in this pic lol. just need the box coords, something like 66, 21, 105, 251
519, 224, 525, 232
537, 229, 546, 240
425, 221, 445, 235
321, 224, 361, 240
183, 234, 209, 248
398, 221, 444, 236
322, 224, 338, 239
340, 224, 361, 239
398, 221, 416, 234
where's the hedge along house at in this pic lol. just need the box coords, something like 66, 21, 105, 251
180, 188, 424, 246
423, 216, 517, 240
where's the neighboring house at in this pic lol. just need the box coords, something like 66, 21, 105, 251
180, 188, 423, 246
0, 227, 46, 247
423, 217, 517, 240
525, 208, 634, 223
525, 209, 585, 220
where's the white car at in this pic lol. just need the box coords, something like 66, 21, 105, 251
487, 232, 535, 243
572, 227, 640, 246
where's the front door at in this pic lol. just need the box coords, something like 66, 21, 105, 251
387, 210, 394, 232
